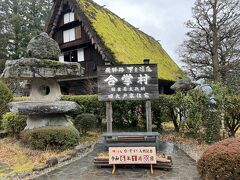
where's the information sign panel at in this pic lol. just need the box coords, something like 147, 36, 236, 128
98, 64, 159, 101
109, 147, 157, 165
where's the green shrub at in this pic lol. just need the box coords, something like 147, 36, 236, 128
61, 95, 104, 115
204, 109, 221, 143
74, 113, 97, 134
212, 83, 240, 137
183, 89, 210, 139
154, 93, 186, 132
2, 112, 27, 137
197, 137, 240, 180
0, 81, 13, 126
224, 95, 240, 137
61, 95, 105, 125
20, 126, 79, 150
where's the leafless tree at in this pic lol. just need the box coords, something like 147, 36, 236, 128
179, 0, 240, 83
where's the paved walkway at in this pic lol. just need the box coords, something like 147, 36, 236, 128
34, 142, 200, 180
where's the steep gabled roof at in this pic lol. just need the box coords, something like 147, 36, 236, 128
46, 0, 185, 81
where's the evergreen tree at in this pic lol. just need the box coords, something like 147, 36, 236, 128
0, 0, 53, 60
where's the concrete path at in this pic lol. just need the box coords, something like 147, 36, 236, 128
34, 142, 200, 180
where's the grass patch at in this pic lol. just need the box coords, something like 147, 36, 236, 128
0, 137, 72, 177
79, 132, 100, 143
0, 132, 100, 178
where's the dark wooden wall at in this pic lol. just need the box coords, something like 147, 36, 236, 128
52, 3, 105, 78
81, 45, 105, 76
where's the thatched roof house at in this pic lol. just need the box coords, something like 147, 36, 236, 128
46, 0, 185, 94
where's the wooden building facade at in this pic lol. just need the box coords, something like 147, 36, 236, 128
46, 0, 185, 95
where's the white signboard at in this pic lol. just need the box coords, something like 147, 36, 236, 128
109, 147, 157, 165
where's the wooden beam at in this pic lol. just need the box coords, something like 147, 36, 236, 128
144, 59, 152, 132
104, 60, 113, 133
146, 101, 152, 132
106, 101, 113, 133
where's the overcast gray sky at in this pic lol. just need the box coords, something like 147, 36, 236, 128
93, 0, 196, 67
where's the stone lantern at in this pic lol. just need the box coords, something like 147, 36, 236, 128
1, 33, 84, 130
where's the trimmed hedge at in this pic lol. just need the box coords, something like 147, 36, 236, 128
61, 95, 172, 130
75, 113, 97, 134
20, 126, 80, 150
197, 138, 240, 180
2, 112, 27, 137
61, 95, 104, 117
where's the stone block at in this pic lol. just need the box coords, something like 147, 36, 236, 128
1, 58, 84, 79
8, 101, 80, 115
32, 164, 49, 171
46, 157, 58, 167
58, 155, 72, 163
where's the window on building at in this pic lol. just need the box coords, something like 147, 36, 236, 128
59, 48, 84, 62
77, 49, 84, 62
63, 28, 75, 43
64, 12, 75, 24
64, 50, 78, 62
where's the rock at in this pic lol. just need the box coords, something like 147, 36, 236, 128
68, 151, 78, 158
10, 173, 18, 179
32, 164, 49, 171
170, 78, 195, 91
27, 33, 60, 60
75, 145, 85, 153
8, 101, 80, 115
58, 155, 72, 162
75, 143, 93, 153
1, 58, 84, 79
46, 157, 58, 167
18, 171, 31, 179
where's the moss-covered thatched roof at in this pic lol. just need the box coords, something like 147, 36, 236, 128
77, 0, 184, 81
46, 0, 185, 81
